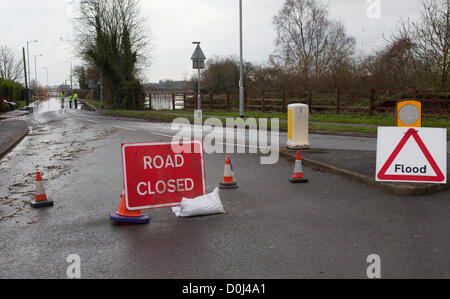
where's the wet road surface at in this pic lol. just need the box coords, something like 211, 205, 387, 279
0, 97, 448, 278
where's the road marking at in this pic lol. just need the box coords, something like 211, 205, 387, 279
147, 131, 268, 151
113, 125, 136, 131
63, 111, 270, 151
63, 111, 99, 123
218, 141, 267, 150
146, 131, 176, 138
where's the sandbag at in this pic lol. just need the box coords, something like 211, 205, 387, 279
172, 188, 225, 218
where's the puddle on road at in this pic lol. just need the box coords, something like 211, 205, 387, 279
0, 100, 116, 223
30, 97, 84, 114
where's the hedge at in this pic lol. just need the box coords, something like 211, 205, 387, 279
0, 78, 23, 100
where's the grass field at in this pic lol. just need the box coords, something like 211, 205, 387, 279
15, 100, 27, 109
107, 109, 378, 134
82, 99, 111, 110
152, 109, 449, 128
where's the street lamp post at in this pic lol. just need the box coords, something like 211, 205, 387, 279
34, 54, 42, 85
239, 0, 245, 118
34, 54, 43, 97
27, 40, 38, 86
43, 67, 49, 87
60, 38, 74, 93
65, 60, 73, 93
192, 41, 203, 111
26, 40, 38, 104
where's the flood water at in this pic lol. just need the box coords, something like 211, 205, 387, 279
145, 94, 188, 110
30, 97, 84, 114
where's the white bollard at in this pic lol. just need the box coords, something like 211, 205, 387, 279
287, 104, 310, 149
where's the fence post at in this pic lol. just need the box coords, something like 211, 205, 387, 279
412, 86, 417, 99
194, 93, 198, 110
209, 93, 213, 110
261, 91, 265, 112
226, 91, 230, 111
308, 91, 313, 113
183, 93, 186, 110
282, 91, 287, 111
370, 89, 375, 115
172, 93, 176, 110
244, 90, 248, 110
336, 88, 341, 114
148, 93, 152, 110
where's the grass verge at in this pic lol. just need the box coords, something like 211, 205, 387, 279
153, 109, 449, 128
81, 99, 112, 110
16, 100, 27, 109
108, 109, 382, 134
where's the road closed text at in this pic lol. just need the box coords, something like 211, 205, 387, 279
137, 154, 195, 195
137, 178, 194, 195
122, 141, 205, 210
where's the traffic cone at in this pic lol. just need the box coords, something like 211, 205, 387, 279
218, 156, 238, 189
289, 152, 309, 183
109, 192, 149, 224
31, 172, 54, 208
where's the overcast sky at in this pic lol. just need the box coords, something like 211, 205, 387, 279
0, 0, 423, 86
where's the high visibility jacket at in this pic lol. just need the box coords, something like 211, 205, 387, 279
69, 95, 73, 102
60, 93, 65, 100
74, 94, 79, 101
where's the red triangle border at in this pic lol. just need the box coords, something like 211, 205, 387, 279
377, 128, 445, 182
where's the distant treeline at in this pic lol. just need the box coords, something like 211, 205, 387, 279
188, 0, 449, 96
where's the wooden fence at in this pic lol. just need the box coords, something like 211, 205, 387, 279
148, 89, 450, 115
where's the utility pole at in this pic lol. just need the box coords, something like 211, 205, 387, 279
197, 67, 201, 110
191, 42, 206, 111
34, 54, 42, 98
43, 67, 49, 87
239, 0, 245, 118
26, 40, 37, 88
66, 60, 73, 93
34, 54, 42, 87
22, 48, 29, 106
100, 71, 104, 109
70, 64, 73, 93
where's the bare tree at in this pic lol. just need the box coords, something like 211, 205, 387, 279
0, 45, 23, 81
272, 0, 355, 91
201, 56, 240, 94
74, 0, 150, 71
73, 0, 151, 108
362, 37, 418, 90
396, 0, 450, 89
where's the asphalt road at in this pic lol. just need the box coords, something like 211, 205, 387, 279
0, 98, 448, 279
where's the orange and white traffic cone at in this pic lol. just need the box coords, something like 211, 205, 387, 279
109, 191, 149, 224
290, 152, 309, 183
31, 172, 54, 208
218, 156, 238, 189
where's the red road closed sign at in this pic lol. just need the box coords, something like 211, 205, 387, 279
121, 141, 206, 210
